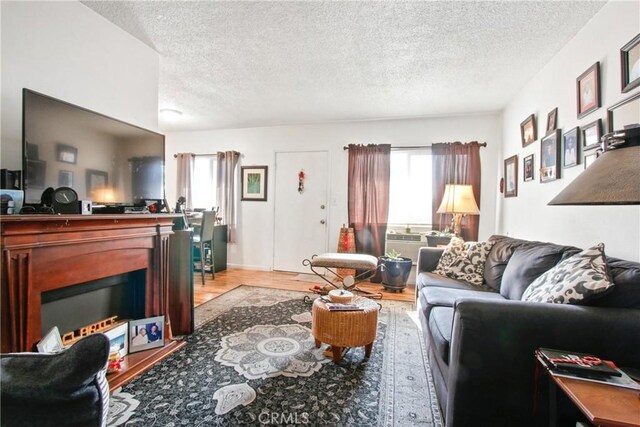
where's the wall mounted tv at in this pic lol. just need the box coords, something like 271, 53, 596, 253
22, 89, 165, 206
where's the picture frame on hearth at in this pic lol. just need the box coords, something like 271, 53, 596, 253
540, 130, 561, 182
563, 127, 580, 168
504, 155, 518, 197
104, 322, 128, 358
582, 119, 602, 151
576, 62, 600, 119
523, 154, 534, 182
621, 33, 640, 93
520, 114, 536, 147
129, 316, 164, 353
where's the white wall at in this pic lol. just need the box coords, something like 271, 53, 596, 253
1, 1, 160, 171
499, 1, 640, 261
167, 114, 501, 270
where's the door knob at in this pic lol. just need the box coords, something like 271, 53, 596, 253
320, 205, 325, 209
320, 219, 326, 224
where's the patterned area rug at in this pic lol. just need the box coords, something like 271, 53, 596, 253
108, 286, 442, 426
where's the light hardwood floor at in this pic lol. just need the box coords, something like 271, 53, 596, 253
194, 268, 416, 307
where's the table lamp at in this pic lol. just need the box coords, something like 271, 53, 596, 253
436, 184, 480, 236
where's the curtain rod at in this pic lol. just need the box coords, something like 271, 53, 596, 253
342, 142, 487, 150
173, 152, 241, 158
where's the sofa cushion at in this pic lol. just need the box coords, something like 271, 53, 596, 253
500, 245, 565, 300
434, 237, 465, 276
422, 286, 504, 309
591, 257, 640, 309
428, 307, 454, 364
521, 244, 614, 304
416, 271, 481, 293
445, 240, 495, 286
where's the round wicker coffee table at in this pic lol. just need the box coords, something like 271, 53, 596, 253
311, 296, 379, 362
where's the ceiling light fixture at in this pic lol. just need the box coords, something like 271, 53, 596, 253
159, 108, 183, 120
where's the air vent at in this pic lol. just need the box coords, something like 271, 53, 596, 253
386, 233, 422, 242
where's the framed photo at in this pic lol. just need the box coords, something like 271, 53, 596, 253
582, 119, 602, 151
104, 323, 128, 358
503, 155, 518, 198
26, 159, 46, 189
621, 33, 640, 93
563, 127, 580, 168
540, 130, 561, 182
58, 170, 73, 187
129, 316, 164, 353
523, 154, 535, 182
241, 166, 268, 201
576, 62, 600, 119
520, 114, 537, 147
546, 108, 558, 133
37, 326, 64, 353
584, 150, 600, 169
86, 169, 108, 197
56, 143, 78, 164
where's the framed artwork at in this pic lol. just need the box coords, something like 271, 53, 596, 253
540, 130, 561, 182
56, 143, 78, 164
520, 114, 537, 147
523, 154, 535, 182
504, 155, 518, 197
86, 169, 108, 197
582, 119, 602, 151
26, 159, 46, 189
129, 316, 164, 353
104, 323, 128, 358
546, 108, 558, 133
576, 62, 600, 119
241, 166, 268, 201
584, 150, 599, 169
58, 170, 73, 187
563, 127, 580, 168
621, 33, 640, 93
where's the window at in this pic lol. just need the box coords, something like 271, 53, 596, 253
388, 149, 432, 225
191, 155, 217, 209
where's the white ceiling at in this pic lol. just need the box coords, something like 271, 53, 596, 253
81, 1, 606, 132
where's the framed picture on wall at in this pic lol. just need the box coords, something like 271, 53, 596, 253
58, 170, 73, 187
621, 33, 640, 93
540, 130, 561, 182
582, 119, 602, 151
546, 108, 558, 134
241, 166, 268, 201
576, 62, 600, 119
86, 169, 108, 199
523, 154, 534, 182
563, 127, 580, 168
56, 143, 78, 164
584, 150, 600, 169
520, 114, 537, 147
504, 155, 518, 197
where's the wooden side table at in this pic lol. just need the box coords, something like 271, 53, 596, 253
311, 297, 379, 362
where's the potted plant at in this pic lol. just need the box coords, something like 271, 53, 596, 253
379, 249, 412, 292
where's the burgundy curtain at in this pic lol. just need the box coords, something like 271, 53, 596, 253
431, 142, 482, 241
347, 144, 391, 282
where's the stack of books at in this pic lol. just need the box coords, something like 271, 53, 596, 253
536, 348, 640, 390
320, 296, 364, 312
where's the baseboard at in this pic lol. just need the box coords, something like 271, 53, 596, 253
227, 263, 272, 272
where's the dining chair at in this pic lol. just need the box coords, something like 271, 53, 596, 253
193, 210, 216, 285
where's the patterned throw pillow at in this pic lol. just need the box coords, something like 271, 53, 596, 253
521, 244, 614, 304
445, 240, 496, 286
434, 236, 466, 276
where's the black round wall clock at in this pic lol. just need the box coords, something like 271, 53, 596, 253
52, 187, 79, 214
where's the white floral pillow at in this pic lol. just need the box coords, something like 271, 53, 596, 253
434, 236, 465, 276
521, 244, 614, 304
445, 240, 495, 286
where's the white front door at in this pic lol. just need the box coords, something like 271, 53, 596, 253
273, 151, 329, 273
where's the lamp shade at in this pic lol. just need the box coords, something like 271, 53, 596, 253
548, 131, 640, 205
437, 184, 480, 214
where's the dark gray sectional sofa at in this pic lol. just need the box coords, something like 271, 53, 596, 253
416, 235, 640, 426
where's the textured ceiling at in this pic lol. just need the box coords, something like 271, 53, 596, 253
81, 1, 605, 132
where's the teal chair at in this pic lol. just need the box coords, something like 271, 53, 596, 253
193, 210, 216, 285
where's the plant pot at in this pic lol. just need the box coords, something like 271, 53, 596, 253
379, 256, 412, 292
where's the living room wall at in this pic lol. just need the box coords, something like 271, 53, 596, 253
499, 0, 640, 261
0, 1, 160, 171
166, 114, 501, 270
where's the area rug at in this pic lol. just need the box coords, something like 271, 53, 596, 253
108, 286, 442, 426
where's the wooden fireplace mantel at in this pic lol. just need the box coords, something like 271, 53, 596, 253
0, 214, 180, 353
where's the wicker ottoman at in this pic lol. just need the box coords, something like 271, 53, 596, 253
311, 296, 379, 362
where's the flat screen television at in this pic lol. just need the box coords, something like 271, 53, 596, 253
22, 89, 165, 207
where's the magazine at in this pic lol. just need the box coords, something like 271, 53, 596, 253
537, 348, 622, 377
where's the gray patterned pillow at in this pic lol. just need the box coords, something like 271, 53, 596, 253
434, 236, 465, 276
521, 244, 614, 304
445, 240, 495, 286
